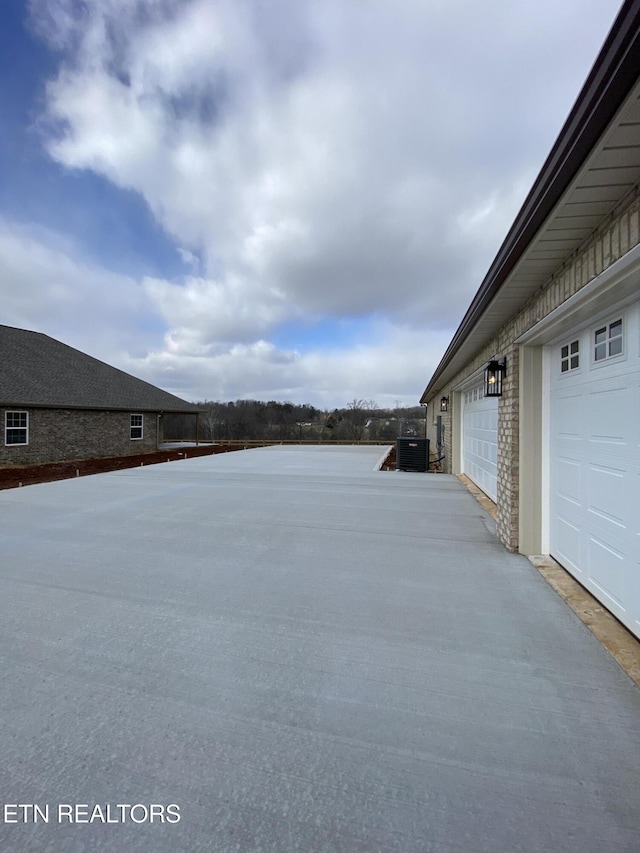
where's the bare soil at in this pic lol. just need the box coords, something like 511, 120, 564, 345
380, 446, 396, 470
0, 445, 244, 491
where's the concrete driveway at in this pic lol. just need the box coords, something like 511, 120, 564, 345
1, 445, 639, 852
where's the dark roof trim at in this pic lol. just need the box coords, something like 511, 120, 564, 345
0, 403, 203, 414
421, 0, 640, 402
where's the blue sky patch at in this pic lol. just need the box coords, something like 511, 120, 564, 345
0, 0, 185, 279
270, 316, 377, 352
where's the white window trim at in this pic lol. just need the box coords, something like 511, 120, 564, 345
130, 413, 144, 441
591, 315, 625, 366
5, 410, 29, 446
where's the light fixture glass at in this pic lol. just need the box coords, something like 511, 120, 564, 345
484, 358, 506, 397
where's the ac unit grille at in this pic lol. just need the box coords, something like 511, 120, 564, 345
396, 437, 429, 472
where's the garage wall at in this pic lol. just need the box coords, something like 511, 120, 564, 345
427, 184, 640, 551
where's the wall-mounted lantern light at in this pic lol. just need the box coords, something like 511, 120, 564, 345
484, 357, 507, 397
440, 396, 449, 413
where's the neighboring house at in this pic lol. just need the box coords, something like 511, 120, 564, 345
420, 0, 640, 639
1, 325, 199, 466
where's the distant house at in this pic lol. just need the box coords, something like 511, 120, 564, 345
420, 0, 640, 638
0, 325, 199, 466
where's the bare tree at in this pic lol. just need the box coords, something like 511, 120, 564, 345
344, 399, 378, 442
200, 401, 223, 441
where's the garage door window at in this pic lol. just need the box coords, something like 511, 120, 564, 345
560, 340, 580, 373
594, 318, 623, 362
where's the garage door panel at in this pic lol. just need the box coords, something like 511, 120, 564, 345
554, 393, 584, 439
556, 457, 581, 505
588, 536, 626, 611
588, 464, 627, 530
462, 386, 498, 503
477, 467, 496, 500
553, 516, 582, 574
549, 301, 640, 639
588, 386, 631, 445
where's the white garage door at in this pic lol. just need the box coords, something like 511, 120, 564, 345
549, 303, 640, 638
462, 384, 498, 502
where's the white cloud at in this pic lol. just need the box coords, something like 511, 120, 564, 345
0, 220, 155, 360
143, 270, 290, 346
176, 247, 201, 273
18, 0, 622, 405
127, 322, 451, 408
0, 219, 441, 406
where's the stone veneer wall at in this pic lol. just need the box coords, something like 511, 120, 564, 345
0, 408, 159, 465
428, 185, 640, 551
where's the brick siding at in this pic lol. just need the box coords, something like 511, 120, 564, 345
0, 409, 159, 466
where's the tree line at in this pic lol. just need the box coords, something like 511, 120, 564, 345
163, 399, 426, 443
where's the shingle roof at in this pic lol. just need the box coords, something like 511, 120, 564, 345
0, 325, 198, 413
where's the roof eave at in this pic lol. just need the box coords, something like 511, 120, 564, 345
0, 402, 200, 414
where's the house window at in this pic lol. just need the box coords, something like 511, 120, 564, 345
594, 318, 623, 362
560, 340, 580, 372
5, 411, 28, 445
130, 414, 143, 440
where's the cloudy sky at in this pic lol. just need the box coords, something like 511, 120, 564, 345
1, 0, 623, 407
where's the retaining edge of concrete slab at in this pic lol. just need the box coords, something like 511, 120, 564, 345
373, 446, 394, 471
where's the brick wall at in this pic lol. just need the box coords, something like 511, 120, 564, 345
428, 185, 640, 551
0, 408, 159, 465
